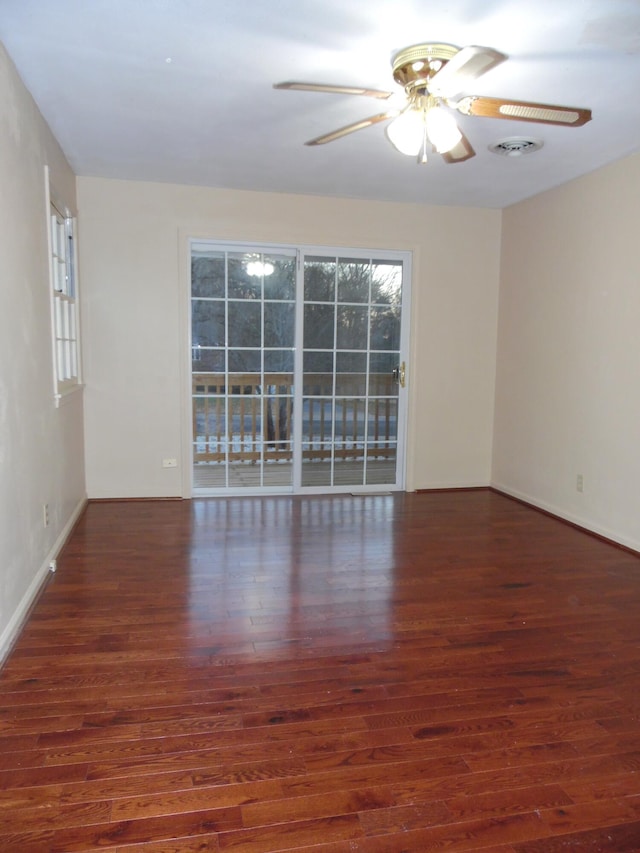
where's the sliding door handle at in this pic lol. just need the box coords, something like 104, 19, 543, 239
392, 362, 406, 388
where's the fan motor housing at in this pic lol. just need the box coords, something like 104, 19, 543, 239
391, 43, 459, 94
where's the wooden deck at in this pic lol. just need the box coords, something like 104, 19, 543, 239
2, 490, 640, 851
193, 459, 397, 490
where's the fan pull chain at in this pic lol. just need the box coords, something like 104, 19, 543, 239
419, 119, 428, 164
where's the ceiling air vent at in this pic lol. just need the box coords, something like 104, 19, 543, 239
489, 136, 543, 157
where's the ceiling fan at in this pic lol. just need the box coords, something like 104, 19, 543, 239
274, 43, 592, 164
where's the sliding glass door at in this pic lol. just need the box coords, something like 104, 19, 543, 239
189, 242, 409, 494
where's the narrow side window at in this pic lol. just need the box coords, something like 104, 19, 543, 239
48, 189, 81, 403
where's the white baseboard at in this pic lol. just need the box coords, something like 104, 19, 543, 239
0, 495, 88, 666
491, 481, 640, 554
414, 481, 491, 491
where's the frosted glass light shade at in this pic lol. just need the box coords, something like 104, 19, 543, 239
424, 106, 462, 153
386, 105, 462, 157
385, 109, 425, 156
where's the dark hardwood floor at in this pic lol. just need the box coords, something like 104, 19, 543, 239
2, 490, 640, 852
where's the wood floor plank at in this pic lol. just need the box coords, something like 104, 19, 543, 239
0, 798, 111, 834
216, 813, 363, 851
2, 491, 640, 850
115, 839, 220, 853
350, 810, 548, 850
111, 779, 288, 821
512, 818, 640, 851
241, 785, 396, 828
33, 805, 240, 852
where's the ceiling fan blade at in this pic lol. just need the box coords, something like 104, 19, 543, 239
456, 95, 592, 127
274, 81, 393, 99
428, 45, 506, 98
441, 131, 476, 163
305, 111, 398, 146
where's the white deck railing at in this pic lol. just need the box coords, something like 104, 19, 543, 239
192, 372, 396, 464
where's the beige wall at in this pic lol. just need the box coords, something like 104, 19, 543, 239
493, 151, 640, 551
0, 43, 85, 660
77, 178, 502, 498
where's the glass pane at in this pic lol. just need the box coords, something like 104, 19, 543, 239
264, 349, 294, 372
334, 398, 366, 448
336, 351, 367, 373
192, 300, 225, 347
264, 394, 292, 450
228, 253, 262, 299
301, 454, 332, 487
192, 347, 224, 373
334, 461, 365, 486
369, 369, 397, 398
303, 354, 333, 396
372, 260, 402, 305
228, 398, 261, 457
335, 375, 366, 396
304, 257, 335, 302
263, 453, 293, 488
336, 305, 368, 350
301, 375, 333, 477
303, 398, 333, 445
193, 397, 226, 459
369, 355, 398, 398
264, 256, 295, 300
368, 399, 398, 442
228, 460, 262, 489
193, 375, 226, 395
304, 304, 335, 349
192, 252, 225, 298
304, 350, 333, 373
366, 446, 396, 485
66, 228, 76, 298
228, 349, 261, 373
264, 302, 294, 348
192, 461, 226, 488
370, 305, 401, 350
228, 300, 261, 348
338, 258, 370, 303
367, 440, 397, 457
336, 352, 367, 396
369, 351, 399, 374
367, 351, 395, 397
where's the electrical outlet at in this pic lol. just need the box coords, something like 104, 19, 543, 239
43, 503, 49, 527
162, 458, 177, 468
576, 474, 584, 493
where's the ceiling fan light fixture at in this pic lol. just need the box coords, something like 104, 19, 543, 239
424, 106, 462, 153
386, 102, 461, 157
276, 39, 591, 165
246, 256, 274, 277
385, 109, 425, 156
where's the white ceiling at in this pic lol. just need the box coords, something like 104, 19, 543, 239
2, 0, 640, 208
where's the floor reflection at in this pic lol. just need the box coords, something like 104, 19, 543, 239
188, 495, 397, 656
